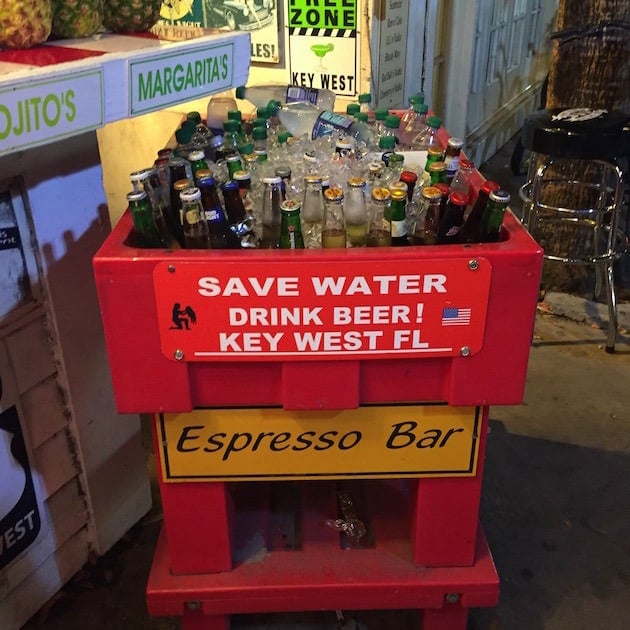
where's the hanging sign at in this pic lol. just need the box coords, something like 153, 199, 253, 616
0, 69, 103, 158
129, 40, 235, 115
287, 0, 358, 97
157, 405, 481, 482
153, 257, 491, 361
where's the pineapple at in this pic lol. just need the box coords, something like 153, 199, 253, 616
103, 0, 162, 33
0, 0, 53, 49
52, 0, 103, 39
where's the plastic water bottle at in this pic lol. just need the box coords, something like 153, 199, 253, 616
235, 84, 336, 110
272, 101, 374, 145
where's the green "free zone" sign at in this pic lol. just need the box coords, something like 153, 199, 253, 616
288, 0, 357, 30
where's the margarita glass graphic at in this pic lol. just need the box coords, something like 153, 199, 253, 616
311, 43, 334, 70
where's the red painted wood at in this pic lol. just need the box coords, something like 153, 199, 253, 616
410, 407, 489, 566
146, 520, 498, 618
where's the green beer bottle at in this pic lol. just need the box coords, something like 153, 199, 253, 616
479, 189, 511, 242
279, 199, 305, 249
127, 190, 164, 248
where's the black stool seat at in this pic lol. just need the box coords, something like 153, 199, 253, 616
521, 108, 630, 160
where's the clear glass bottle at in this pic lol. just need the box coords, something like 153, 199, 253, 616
367, 186, 392, 247
413, 185, 442, 245
450, 157, 475, 205
444, 137, 464, 183
344, 177, 369, 247
180, 187, 210, 249
301, 174, 325, 249
403, 102, 429, 136
261, 176, 284, 249
373, 107, 389, 135
322, 186, 347, 248
400, 92, 424, 128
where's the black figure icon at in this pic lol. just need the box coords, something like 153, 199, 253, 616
170, 303, 197, 330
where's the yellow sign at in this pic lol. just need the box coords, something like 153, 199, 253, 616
157, 405, 481, 482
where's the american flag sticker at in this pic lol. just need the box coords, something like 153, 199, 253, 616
442, 307, 472, 326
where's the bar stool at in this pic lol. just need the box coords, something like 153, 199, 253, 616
519, 108, 629, 352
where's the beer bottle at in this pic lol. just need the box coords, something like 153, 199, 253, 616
180, 187, 210, 249
437, 191, 468, 244
322, 187, 347, 248
344, 177, 369, 247
275, 166, 292, 200
169, 178, 192, 247
279, 199, 305, 249
458, 180, 500, 244
424, 146, 445, 173
197, 176, 241, 249
366, 186, 391, 247
261, 176, 284, 249
188, 150, 209, 179
221, 179, 257, 247
400, 170, 418, 201
429, 161, 448, 185
225, 154, 243, 179
390, 188, 409, 246
479, 189, 511, 242
127, 190, 164, 248
444, 137, 464, 183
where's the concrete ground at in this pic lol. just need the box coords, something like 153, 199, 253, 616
21, 137, 630, 629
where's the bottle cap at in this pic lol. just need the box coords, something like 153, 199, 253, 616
336, 137, 355, 150
427, 115, 442, 128
179, 187, 201, 202
378, 136, 396, 149
371, 187, 391, 202
324, 186, 344, 201
448, 191, 468, 206
129, 169, 149, 183
385, 114, 401, 128
388, 153, 405, 165
389, 181, 408, 194
278, 130, 293, 144
235, 86, 246, 99
221, 180, 239, 192
304, 174, 323, 184
447, 137, 464, 149
420, 104, 429, 114
489, 189, 511, 204
459, 158, 474, 169
188, 150, 205, 162
175, 127, 193, 144
126, 190, 147, 202
267, 99, 281, 115
223, 119, 239, 132
480, 180, 501, 194
181, 120, 197, 132
390, 188, 407, 201
346, 103, 361, 115
375, 107, 389, 120
368, 161, 383, 174
174, 178, 193, 191
347, 177, 366, 188
434, 182, 450, 197
195, 168, 213, 180
428, 147, 444, 158
196, 175, 216, 186
355, 112, 368, 123
227, 109, 242, 122
281, 199, 301, 212
400, 170, 418, 184
232, 170, 251, 182
421, 186, 442, 200
429, 161, 446, 172
358, 93, 372, 104
253, 117, 267, 128
239, 142, 254, 155
186, 111, 202, 124
226, 154, 242, 163
252, 126, 268, 140
410, 92, 425, 105
262, 176, 282, 184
